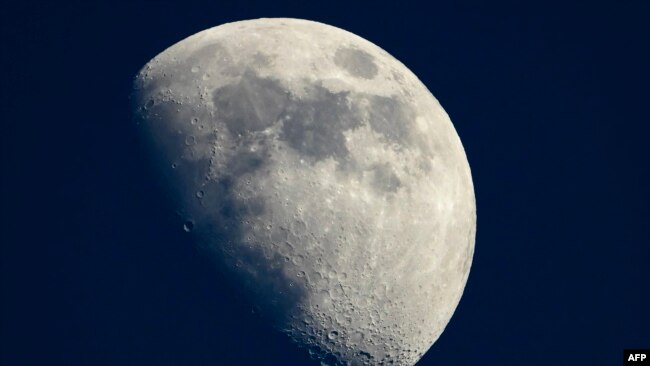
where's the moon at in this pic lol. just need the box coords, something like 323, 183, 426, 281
131, 18, 476, 366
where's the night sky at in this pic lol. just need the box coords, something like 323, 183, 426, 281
2, 2, 648, 365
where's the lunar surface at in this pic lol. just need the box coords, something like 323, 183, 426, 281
131, 18, 475, 366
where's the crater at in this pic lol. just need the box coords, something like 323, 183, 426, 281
334, 47, 378, 79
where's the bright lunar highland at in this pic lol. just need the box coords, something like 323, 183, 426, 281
131, 18, 476, 366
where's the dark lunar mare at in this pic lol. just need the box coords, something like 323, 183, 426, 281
211, 68, 418, 179
278, 83, 363, 162
207, 68, 420, 259
364, 94, 416, 151
334, 46, 379, 79
213, 69, 289, 137
213, 69, 363, 164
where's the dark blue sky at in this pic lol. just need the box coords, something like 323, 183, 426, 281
2, 2, 648, 365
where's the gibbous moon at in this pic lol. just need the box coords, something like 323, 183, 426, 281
131, 18, 476, 366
